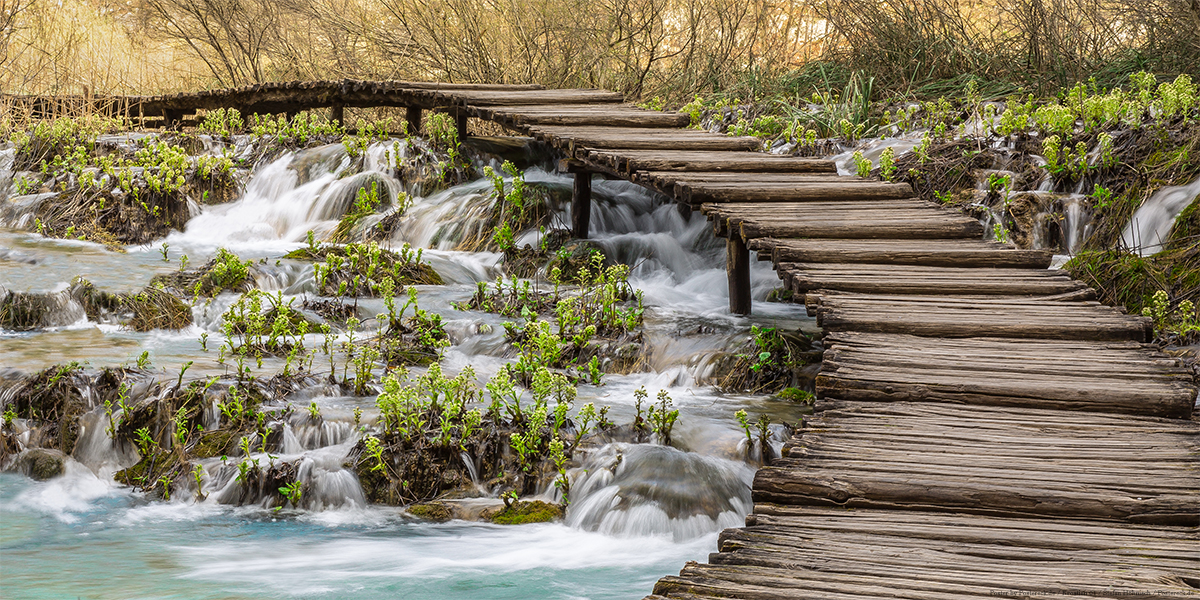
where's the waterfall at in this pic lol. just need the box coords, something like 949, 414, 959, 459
1120, 175, 1200, 256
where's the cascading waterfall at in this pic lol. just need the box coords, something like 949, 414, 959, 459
1, 135, 811, 600
566, 443, 753, 541
1120, 174, 1200, 255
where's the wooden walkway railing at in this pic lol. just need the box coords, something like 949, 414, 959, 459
8, 82, 1197, 598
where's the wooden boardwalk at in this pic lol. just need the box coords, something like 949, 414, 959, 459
9, 82, 1198, 598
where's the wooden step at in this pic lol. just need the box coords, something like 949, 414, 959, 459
751, 238, 1054, 268
581, 149, 836, 174
526, 125, 760, 153
704, 204, 985, 240
442, 88, 626, 106
468, 104, 690, 128
816, 333, 1196, 417
647, 507, 1199, 600
778, 263, 1092, 296
753, 401, 1199, 525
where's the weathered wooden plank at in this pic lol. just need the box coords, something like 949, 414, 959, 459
683, 181, 913, 203
779, 265, 1091, 295
752, 466, 1197, 525
583, 150, 836, 174
730, 216, 987, 241
751, 238, 1054, 268
443, 89, 626, 106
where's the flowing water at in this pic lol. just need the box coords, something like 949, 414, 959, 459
1120, 174, 1200, 255
1, 139, 810, 599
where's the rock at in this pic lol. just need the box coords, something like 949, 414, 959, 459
408, 502, 454, 522
8, 448, 67, 480
487, 500, 563, 525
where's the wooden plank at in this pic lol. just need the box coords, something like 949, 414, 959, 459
583, 150, 836, 174
779, 263, 1091, 296
810, 295, 1152, 341
683, 181, 913, 203
445, 89, 626, 106
726, 215, 986, 241
751, 238, 1054, 268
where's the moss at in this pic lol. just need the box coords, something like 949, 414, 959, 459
777, 387, 816, 404
490, 500, 563, 525
765, 288, 795, 303
408, 502, 454, 522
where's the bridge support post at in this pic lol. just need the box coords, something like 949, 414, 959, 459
456, 113, 469, 140
727, 235, 751, 315
330, 103, 344, 125
163, 109, 184, 129
572, 171, 592, 239
406, 107, 422, 135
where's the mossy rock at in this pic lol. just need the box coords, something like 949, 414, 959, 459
408, 502, 454, 522
765, 288, 795, 303
151, 252, 255, 299
489, 500, 563, 525
7, 448, 67, 480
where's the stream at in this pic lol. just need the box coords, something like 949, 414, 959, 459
4, 126, 1195, 599
1, 137, 807, 599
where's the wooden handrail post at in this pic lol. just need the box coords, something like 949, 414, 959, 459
727, 235, 751, 315
456, 113, 468, 140
572, 171, 592, 239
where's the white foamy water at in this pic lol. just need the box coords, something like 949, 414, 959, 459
1121, 175, 1200, 255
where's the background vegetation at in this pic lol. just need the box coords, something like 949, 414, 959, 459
3, 0, 1196, 100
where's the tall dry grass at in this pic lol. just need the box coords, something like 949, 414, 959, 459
816, 0, 1200, 93
1, 0, 1197, 100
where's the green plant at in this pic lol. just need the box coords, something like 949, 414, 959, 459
192, 464, 206, 501
198, 108, 245, 137
851, 151, 871, 178
135, 351, 151, 369
279, 480, 303, 507
878, 147, 896, 181
993, 223, 1011, 243
734, 409, 752, 443
134, 427, 155, 455
1091, 184, 1114, 211
363, 435, 386, 473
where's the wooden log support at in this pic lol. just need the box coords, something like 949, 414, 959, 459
406, 106, 422, 135
456, 113, 469, 140
727, 236, 752, 315
163, 109, 184, 129
330, 103, 344, 125
572, 171, 592, 239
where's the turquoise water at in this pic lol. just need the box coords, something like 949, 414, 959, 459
1, 472, 713, 600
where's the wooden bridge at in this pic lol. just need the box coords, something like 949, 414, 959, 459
9, 81, 1198, 599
